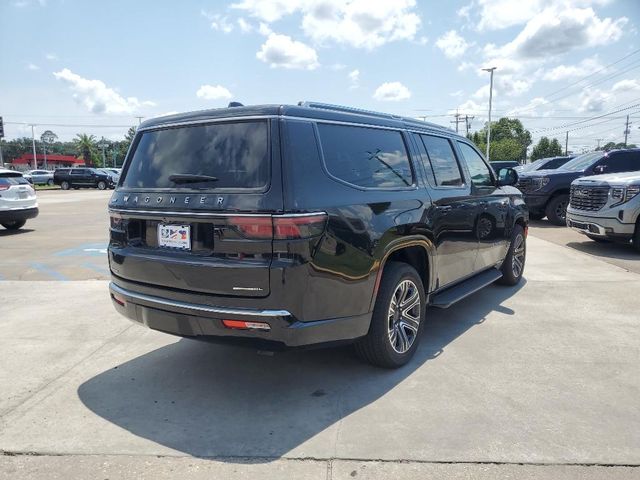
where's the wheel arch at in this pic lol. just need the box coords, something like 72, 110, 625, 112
369, 236, 435, 311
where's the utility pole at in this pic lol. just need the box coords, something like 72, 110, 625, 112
450, 109, 462, 133
565, 131, 569, 155
464, 115, 474, 136
30, 124, 38, 170
135, 116, 144, 125
0, 116, 4, 168
482, 67, 496, 161
596, 138, 604, 150
624, 114, 630, 147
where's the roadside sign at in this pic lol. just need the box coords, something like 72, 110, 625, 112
0, 116, 4, 138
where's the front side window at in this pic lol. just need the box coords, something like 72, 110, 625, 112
598, 152, 640, 173
317, 123, 413, 188
457, 142, 493, 187
419, 135, 463, 187
122, 121, 269, 189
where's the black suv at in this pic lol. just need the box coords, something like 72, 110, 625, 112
108, 102, 528, 368
517, 149, 640, 225
54, 167, 114, 190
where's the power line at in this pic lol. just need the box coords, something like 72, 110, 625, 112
5, 121, 135, 128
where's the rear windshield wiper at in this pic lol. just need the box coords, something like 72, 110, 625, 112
169, 174, 219, 184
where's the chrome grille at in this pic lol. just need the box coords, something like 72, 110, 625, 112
569, 185, 609, 211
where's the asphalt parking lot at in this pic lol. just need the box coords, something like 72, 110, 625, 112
1, 190, 639, 479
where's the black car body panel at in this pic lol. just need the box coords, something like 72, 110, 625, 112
54, 167, 114, 189
108, 103, 528, 348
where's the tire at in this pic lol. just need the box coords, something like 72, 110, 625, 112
1, 220, 26, 230
47, 179, 54, 186
355, 262, 425, 368
497, 224, 526, 286
61, 181, 70, 190
545, 194, 569, 226
97, 181, 107, 190
633, 220, 640, 253
529, 212, 545, 221
586, 234, 611, 243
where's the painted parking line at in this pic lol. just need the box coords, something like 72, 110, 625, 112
82, 262, 110, 275
29, 263, 69, 281
55, 243, 108, 257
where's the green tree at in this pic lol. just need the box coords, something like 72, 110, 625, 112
469, 118, 532, 162
531, 136, 564, 161
73, 133, 98, 167
597, 141, 637, 151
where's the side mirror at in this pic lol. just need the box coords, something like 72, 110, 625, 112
593, 165, 606, 175
496, 167, 519, 187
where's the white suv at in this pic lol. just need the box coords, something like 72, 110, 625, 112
0, 168, 39, 230
567, 171, 640, 251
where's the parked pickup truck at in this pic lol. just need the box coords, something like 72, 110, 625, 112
53, 167, 115, 190
516, 149, 640, 225
567, 171, 640, 250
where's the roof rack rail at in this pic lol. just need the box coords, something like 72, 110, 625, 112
298, 101, 404, 121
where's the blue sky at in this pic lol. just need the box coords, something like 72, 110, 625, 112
1, 0, 639, 152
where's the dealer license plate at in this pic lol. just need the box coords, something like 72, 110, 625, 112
158, 224, 191, 250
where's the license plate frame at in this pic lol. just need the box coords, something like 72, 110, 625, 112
157, 223, 191, 250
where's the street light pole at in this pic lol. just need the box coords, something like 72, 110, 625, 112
482, 67, 496, 161
30, 124, 38, 169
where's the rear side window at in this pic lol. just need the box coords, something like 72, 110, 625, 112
317, 124, 413, 188
600, 152, 640, 173
419, 135, 463, 187
122, 121, 269, 189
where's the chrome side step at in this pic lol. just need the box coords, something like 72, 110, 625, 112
429, 268, 503, 309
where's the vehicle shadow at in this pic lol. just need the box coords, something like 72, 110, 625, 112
0, 228, 35, 237
78, 280, 525, 460
566, 240, 637, 260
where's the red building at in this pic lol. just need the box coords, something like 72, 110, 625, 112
11, 153, 85, 169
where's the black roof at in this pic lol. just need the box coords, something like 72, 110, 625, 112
139, 102, 459, 137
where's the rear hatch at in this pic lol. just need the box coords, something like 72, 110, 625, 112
108, 119, 283, 298
0, 172, 37, 210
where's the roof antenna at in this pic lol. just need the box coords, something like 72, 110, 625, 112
228, 101, 244, 107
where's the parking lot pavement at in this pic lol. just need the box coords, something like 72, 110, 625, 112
529, 219, 640, 275
1, 228, 640, 479
0, 189, 111, 281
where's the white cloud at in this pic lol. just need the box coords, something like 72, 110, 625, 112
53, 68, 155, 115
233, 0, 421, 50
460, 0, 613, 32
256, 33, 319, 70
435, 30, 470, 59
612, 79, 640, 93
348, 69, 360, 89
27, 63, 39, 71
202, 11, 234, 33
579, 88, 608, 113
487, 7, 626, 60
45, 53, 57, 61
196, 84, 233, 100
449, 90, 464, 98
373, 81, 411, 101
543, 56, 602, 81
237, 17, 253, 33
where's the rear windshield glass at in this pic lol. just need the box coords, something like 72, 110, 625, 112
561, 152, 602, 172
122, 121, 269, 189
0, 174, 29, 185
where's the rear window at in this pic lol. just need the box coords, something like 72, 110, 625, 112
0, 174, 29, 186
317, 123, 413, 188
122, 121, 269, 189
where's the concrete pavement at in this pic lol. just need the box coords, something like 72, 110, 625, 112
1, 235, 640, 478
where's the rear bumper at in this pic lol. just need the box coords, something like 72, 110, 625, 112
0, 207, 39, 223
566, 210, 635, 240
109, 282, 371, 348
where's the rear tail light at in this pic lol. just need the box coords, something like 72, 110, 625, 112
228, 213, 328, 240
0, 185, 9, 191
222, 319, 271, 331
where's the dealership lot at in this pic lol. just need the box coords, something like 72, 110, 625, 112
1, 190, 639, 479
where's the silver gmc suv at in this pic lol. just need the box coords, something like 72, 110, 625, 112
567, 171, 640, 251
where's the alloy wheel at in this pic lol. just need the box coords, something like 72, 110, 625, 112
387, 279, 421, 354
511, 233, 525, 278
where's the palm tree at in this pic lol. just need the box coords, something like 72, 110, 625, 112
74, 134, 97, 167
